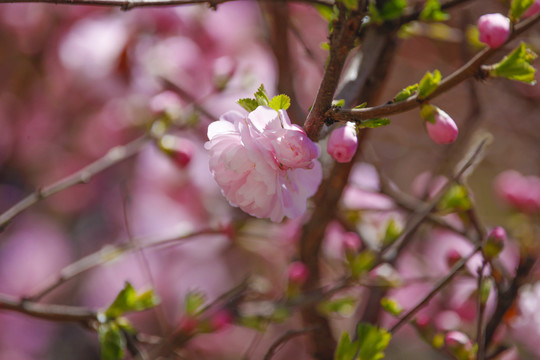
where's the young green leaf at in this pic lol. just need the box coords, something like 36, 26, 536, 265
269, 94, 291, 111
185, 291, 206, 316
351, 250, 376, 277
353, 102, 368, 109
332, 99, 346, 107
318, 297, 356, 316
420, 0, 449, 22
490, 42, 538, 85
359, 118, 391, 129
254, 84, 270, 106
393, 83, 418, 102
378, 0, 408, 20
383, 218, 402, 246
381, 297, 403, 316
104, 282, 159, 319
98, 323, 126, 360
418, 69, 442, 99
437, 184, 471, 213
339, 0, 359, 10
237, 98, 259, 112
356, 323, 392, 360
510, 0, 535, 21
335, 331, 359, 360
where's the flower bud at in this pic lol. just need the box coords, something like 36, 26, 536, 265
209, 309, 233, 332
446, 249, 462, 268
327, 122, 358, 163
343, 232, 362, 254
422, 105, 458, 144
483, 226, 506, 259
179, 316, 198, 335
287, 261, 309, 285
445, 330, 473, 349
523, 0, 540, 18
477, 13, 511, 49
159, 134, 195, 168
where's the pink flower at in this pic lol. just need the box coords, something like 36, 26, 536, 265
425, 108, 458, 144
327, 122, 358, 163
494, 170, 540, 213
287, 261, 309, 284
478, 13, 511, 49
205, 106, 322, 222
523, 0, 540, 18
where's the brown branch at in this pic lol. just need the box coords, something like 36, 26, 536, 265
0, 0, 334, 10
0, 293, 97, 325
263, 327, 318, 360
303, 3, 367, 140
0, 135, 149, 231
328, 12, 540, 124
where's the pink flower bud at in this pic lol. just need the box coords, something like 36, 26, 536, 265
446, 249, 462, 268
477, 13, 511, 49
425, 108, 458, 145
343, 232, 362, 254
484, 226, 506, 259
159, 135, 195, 168
445, 330, 473, 349
523, 0, 540, 18
210, 309, 233, 332
494, 170, 540, 213
287, 261, 309, 285
327, 122, 358, 163
179, 316, 198, 334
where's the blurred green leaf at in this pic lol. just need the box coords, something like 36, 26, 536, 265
490, 42, 537, 85
333, 99, 346, 107
353, 102, 368, 109
383, 218, 402, 246
335, 331, 358, 360
420, 0, 449, 22
359, 118, 391, 129
380, 297, 403, 316
351, 250, 375, 277
356, 323, 391, 360
510, 0, 535, 21
185, 291, 206, 316
98, 323, 126, 360
104, 282, 159, 319
370, 0, 408, 22
318, 297, 356, 316
438, 184, 471, 213
418, 69, 442, 99
393, 84, 418, 102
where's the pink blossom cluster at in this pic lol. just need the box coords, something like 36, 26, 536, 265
206, 106, 322, 222
494, 170, 540, 213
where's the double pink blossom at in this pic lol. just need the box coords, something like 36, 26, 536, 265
206, 106, 321, 222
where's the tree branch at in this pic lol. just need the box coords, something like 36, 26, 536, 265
0, 135, 149, 231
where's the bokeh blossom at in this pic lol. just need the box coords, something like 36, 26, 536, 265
206, 106, 321, 222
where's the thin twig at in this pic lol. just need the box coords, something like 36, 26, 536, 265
263, 327, 318, 360
476, 260, 488, 360
390, 246, 481, 333
28, 227, 222, 301
0, 135, 149, 231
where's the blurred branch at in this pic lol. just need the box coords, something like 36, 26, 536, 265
263, 327, 318, 360
161, 78, 218, 121
0, 0, 334, 10
28, 227, 222, 301
389, 246, 481, 333
0, 292, 97, 325
0, 135, 149, 232
328, 12, 540, 123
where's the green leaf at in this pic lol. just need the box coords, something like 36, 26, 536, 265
104, 282, 159, 319
98, 323, 126, 360
237, 98, 259, 112
418, 69, 442, 99
185, 291, 206, 316
490, 42, 538, 85
339, 0, 359, 10
254, 84, 270, 106
419, 0, 449, 22
318, 297, 356, 316
351, 250, 376, 277
437, 184, 471, 213
381, 297, 403, 316
353, 102, 367, 109
333, 99, 346, 107
335, 331, 358, 360
383, 219, 402, 246
510, 0, 535, 21
269, 94, 291, 111
419, 103, 437, 123
393, 84, 418, 102
314, 4, 336, 22
375, 0, 408, 21
359, 118, 391, 129
479, 278, 492, 305
356, 323, 392, 360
